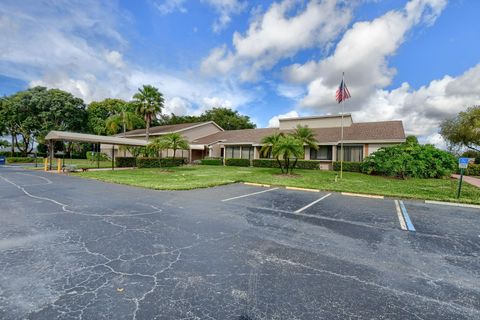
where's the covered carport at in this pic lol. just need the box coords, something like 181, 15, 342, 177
44, 131, 148, 170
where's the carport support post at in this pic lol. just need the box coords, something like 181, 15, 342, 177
111, 145, 115, 171
49, 140, 54, 171
97, 144, 100, 169
457, 168, 464, 199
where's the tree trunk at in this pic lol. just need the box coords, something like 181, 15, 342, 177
276, 157, 284, 173
467, 145, 480, 152
173, 148, 176, 160
11, 134, 15, 156
292, 158, 298, 174
145, 115, 150, 142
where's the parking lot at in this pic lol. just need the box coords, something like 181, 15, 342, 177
0, 166, 479, 319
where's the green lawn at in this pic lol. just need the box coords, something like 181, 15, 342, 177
76, 165, 480, 204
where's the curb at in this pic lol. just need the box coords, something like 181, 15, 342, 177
341, 192, 384, 199
243, 182, 271, 188
424, 200, 480, 209
285, 186, 320, 193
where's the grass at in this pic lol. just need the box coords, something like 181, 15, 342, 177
26, 158, 113, 170
76, 165, 480, 205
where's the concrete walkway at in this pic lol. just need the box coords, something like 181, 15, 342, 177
452, 174, 480, 188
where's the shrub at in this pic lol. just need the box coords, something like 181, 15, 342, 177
295, 160, 321, 170
465, 163, 480, 176
6, 157, 35, 163
252, 159, 280, 168
361, 143, 456, 179
200, 158, 223, 165
333, 161, 362, 172
116, 157, 136, 167
136, 157, 184, 168
225, 158, 250, 167
0, 151, 22, 157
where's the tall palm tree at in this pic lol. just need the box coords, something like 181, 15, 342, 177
291, 124, 318, 168
272, 135, 304, 174
133, 85, 164, 141
151, 133, 190, 160
260, 132, 285, 172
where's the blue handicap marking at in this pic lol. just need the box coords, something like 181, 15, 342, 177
0, 156, 5, 165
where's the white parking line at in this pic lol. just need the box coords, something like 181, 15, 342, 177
294, 193, 332, 214
221, 187, 279, 202
394, 200, 407, 231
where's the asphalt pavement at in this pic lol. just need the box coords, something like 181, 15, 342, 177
0, 165, 479, 319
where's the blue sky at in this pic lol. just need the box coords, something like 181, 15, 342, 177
0, 0, 479, 145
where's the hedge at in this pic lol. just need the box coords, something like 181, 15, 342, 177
252, 159, 280, 168
200, 159, 223, 165
136, 157, 184, 168
225, 158, 250, 167
294, 160, 322, 170
465, 163, 480, 176
333, 161, 362, 172
6, 157, 35, 163
253, 159, 322, 169
115, 157, 136, 168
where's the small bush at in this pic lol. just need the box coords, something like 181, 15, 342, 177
333, 161, 362, 172
160, 158, 184, 167
200, 158, 223, 165
136, 157, 184, 168
465, 163, 480, 176
225, 158, 250, 167
0, 151, 22, 157
116, 157, 136, 167
6, 157, 35, 163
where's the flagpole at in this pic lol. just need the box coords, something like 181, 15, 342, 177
340, 72, 345, 179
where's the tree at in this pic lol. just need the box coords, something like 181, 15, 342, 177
105, 109, 143, 136
87, 99, 143, 135
0, 139, 10, 148
291, 125, 318, 169
260, 132, 285, 172
440, 106, 480, 152
272, 135, 304, 174
133, 85, 164, 141
200, 107, 256, 130
150, 133, 189, 159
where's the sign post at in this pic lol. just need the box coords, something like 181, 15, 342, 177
457, 158, 470, 199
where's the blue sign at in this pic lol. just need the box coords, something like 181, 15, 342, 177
0, 156, 5, 165
459, 157, 469, 169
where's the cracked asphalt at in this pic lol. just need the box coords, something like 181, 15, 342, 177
0, 165, 479, 319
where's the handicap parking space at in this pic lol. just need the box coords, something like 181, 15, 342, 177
402, 201, 480, 240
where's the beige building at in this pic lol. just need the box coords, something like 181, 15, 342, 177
104, 114, 406, 169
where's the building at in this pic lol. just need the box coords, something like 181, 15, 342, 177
104, 114, 406, 169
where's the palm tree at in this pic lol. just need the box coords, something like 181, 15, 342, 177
105, 110, 142, 136
260, 132, 285, 172
151, 133, 190, 160
291, 124, 318, 169
133, 85, 164, 141
272, 135, 304, 174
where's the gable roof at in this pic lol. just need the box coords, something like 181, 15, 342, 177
193, 121, 405, 145
122, 121, 223, 137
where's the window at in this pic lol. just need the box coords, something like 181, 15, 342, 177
241, 146, 252, 160
232, 146, 241, 158
336, 145, 363, 162
310, 146, 332, 160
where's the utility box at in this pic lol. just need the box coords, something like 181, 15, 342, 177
0, 156, 5, 165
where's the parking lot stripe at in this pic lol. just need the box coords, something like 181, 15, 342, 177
294, 193, 332, 213
394, 200, 407, 231
424, 200, 480, 210
399, 200, 416, 232
221, 187, 279, 202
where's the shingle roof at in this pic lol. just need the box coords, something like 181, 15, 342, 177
122, 121, 213, 137
193, 121, 405, 145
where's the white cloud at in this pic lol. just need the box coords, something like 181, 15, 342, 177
153, 0, 187, 15
164, 97, 192, 115
283, 0, 447, 111
202, 0, 247, 32
276, 84, 305, 99
268, 110, 300, 128
201, 0, 353, 81
105, 50, 125, 68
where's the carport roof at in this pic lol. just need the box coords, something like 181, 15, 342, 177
45, 131, 148, 146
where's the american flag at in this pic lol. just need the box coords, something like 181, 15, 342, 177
336, 79, 351, 103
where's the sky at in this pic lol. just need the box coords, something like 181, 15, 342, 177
0, 0, 479, 146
